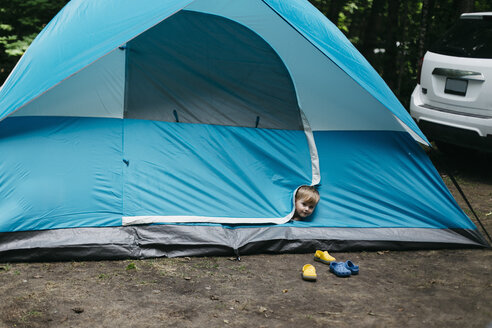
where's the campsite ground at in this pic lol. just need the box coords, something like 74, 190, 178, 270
0, 148, 491, 328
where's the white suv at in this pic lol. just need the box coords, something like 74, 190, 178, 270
410, 12, 492, 153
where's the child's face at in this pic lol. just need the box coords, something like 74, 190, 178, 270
295, 198, 317, 218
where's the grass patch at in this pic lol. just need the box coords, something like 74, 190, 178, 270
0, 264, 11, 272
193, 260, 219, 270
126, 262, 137, 271
232, 265, 247, 272
21, 310, 43, 322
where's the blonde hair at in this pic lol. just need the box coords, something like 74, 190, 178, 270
295, 185, 320, 205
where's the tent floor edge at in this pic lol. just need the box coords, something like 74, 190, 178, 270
0, 226, 487, 262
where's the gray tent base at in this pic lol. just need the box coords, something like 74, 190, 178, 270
0, 225, 488, 262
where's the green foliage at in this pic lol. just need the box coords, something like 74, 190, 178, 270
125, 262, 137, 271
0, 264, 11, 272
0, 0, 69, 82
1, 33, 37, 55
0, 24, 13, 31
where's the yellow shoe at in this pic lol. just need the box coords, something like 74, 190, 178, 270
302, 264, 317, 281
314, 250, 336, 264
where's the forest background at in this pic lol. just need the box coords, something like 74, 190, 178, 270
1, 0, 492, 109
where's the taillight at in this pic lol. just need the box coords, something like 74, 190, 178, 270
417, 57, 424, 85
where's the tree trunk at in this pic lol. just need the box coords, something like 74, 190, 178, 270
418, 0, 429, 62
327, 0, 344, 26
396, 2, 409, 97
359, 0, 386, 64
453, 0, 475, 17
383, 0, 400, 91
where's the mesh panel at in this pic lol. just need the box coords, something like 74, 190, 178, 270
124, 10, 302, 130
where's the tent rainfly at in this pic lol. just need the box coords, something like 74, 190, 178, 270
0, 0, 488, 261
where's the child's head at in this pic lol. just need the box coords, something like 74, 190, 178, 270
293, 186, 320, 220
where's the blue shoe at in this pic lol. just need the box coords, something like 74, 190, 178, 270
329, 262, 351, 277
344, 260, 359, 275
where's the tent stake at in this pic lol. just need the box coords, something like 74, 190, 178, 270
233, 249, 241, 261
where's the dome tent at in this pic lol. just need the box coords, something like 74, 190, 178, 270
0, 0, 487, 261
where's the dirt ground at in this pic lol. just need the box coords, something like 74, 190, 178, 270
0, 148, 491, 328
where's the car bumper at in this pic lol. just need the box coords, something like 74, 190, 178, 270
410, 86, 492, 152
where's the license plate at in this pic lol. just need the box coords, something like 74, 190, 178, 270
445, 78, 467, 96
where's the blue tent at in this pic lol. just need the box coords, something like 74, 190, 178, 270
0, 0, 487, 260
